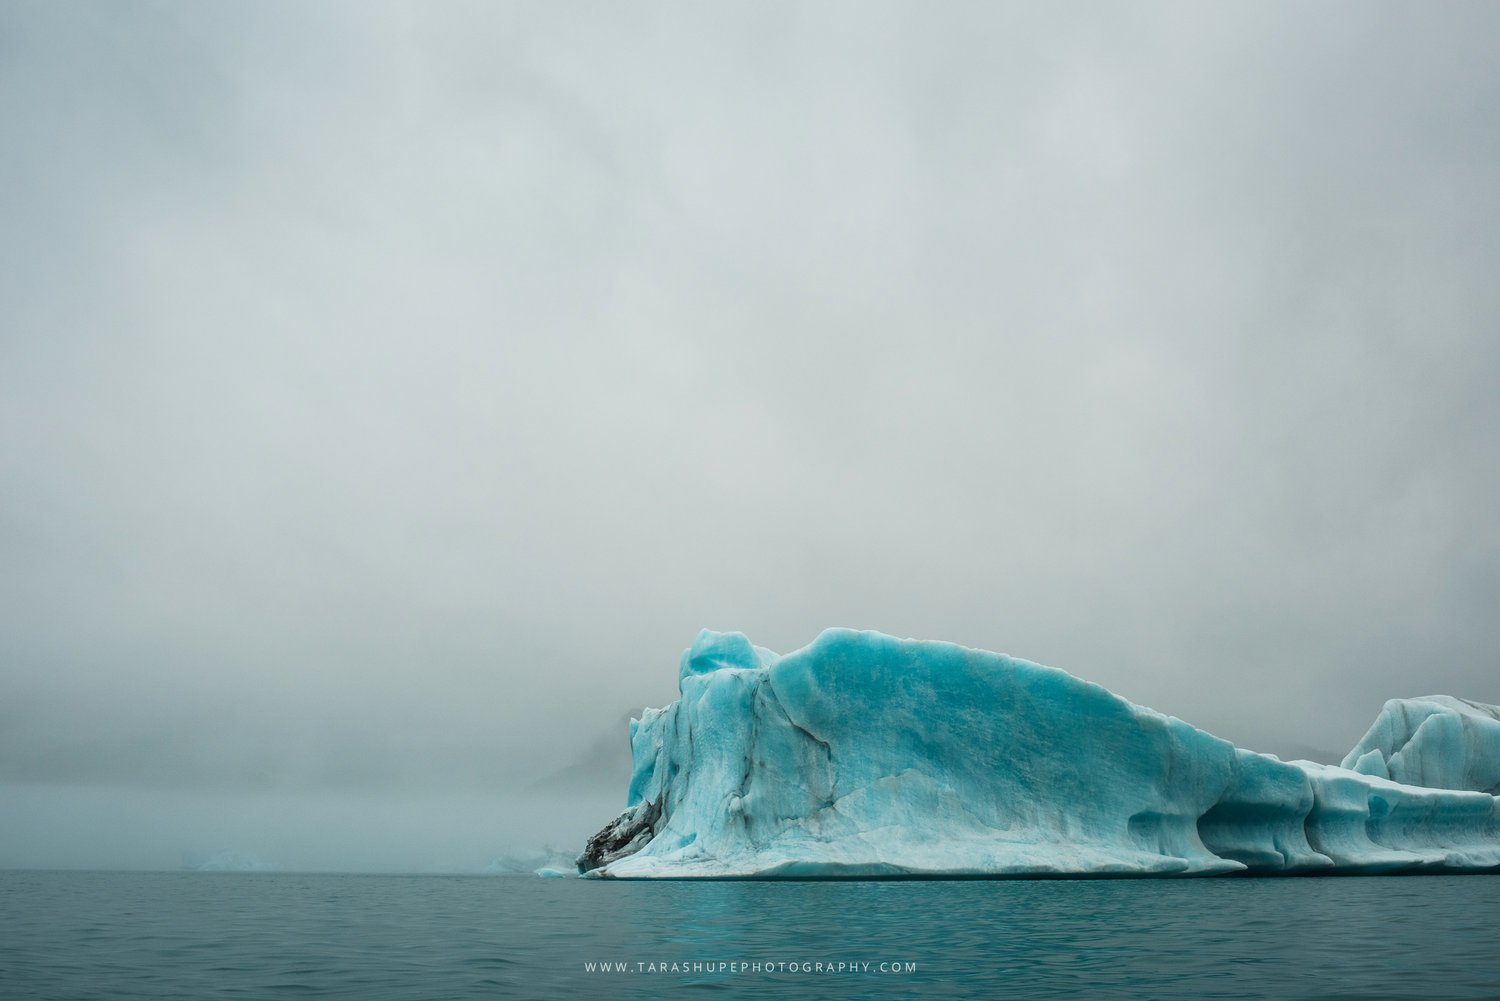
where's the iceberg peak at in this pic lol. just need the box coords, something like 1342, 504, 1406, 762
678, 629, 777, 685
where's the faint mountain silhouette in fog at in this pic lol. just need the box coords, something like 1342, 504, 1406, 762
527, 709, 641, 794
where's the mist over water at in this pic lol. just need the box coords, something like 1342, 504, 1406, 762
3, 3, 1499, 874
0, 785, 615, 874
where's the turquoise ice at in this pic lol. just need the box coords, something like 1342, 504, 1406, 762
578, 629, 1500, 878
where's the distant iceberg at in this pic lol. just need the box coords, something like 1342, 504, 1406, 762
183, 850, 279, 872
578, 629, 1500, 878
485, 847, 577, 875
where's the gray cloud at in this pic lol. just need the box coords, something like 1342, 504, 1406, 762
3, 1, 1498, 868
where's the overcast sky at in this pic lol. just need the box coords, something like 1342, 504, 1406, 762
3, 1, 1498, 869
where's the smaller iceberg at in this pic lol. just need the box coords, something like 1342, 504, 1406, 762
485, 846, 577, 875
183, 850, 279, 872
1342, 696, 1500, 794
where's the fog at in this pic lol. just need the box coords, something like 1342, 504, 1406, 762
3, 1, 1498, 870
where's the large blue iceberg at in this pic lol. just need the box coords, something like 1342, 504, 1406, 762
577, 629, 1500, 878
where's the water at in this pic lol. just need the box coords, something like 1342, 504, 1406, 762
2, 871, 1497, 999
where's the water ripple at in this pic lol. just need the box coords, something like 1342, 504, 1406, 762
1, 871, 1497, 1000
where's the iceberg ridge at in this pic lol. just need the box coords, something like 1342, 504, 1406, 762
578, 629, 1500, 879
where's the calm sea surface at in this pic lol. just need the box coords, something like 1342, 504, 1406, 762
1, 870, 1497, 1000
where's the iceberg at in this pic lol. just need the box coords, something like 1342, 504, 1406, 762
182, 850, 279, 872
1341, 696, 1500, 794
485, 847, 578, 874
577, 629, 1500, 878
